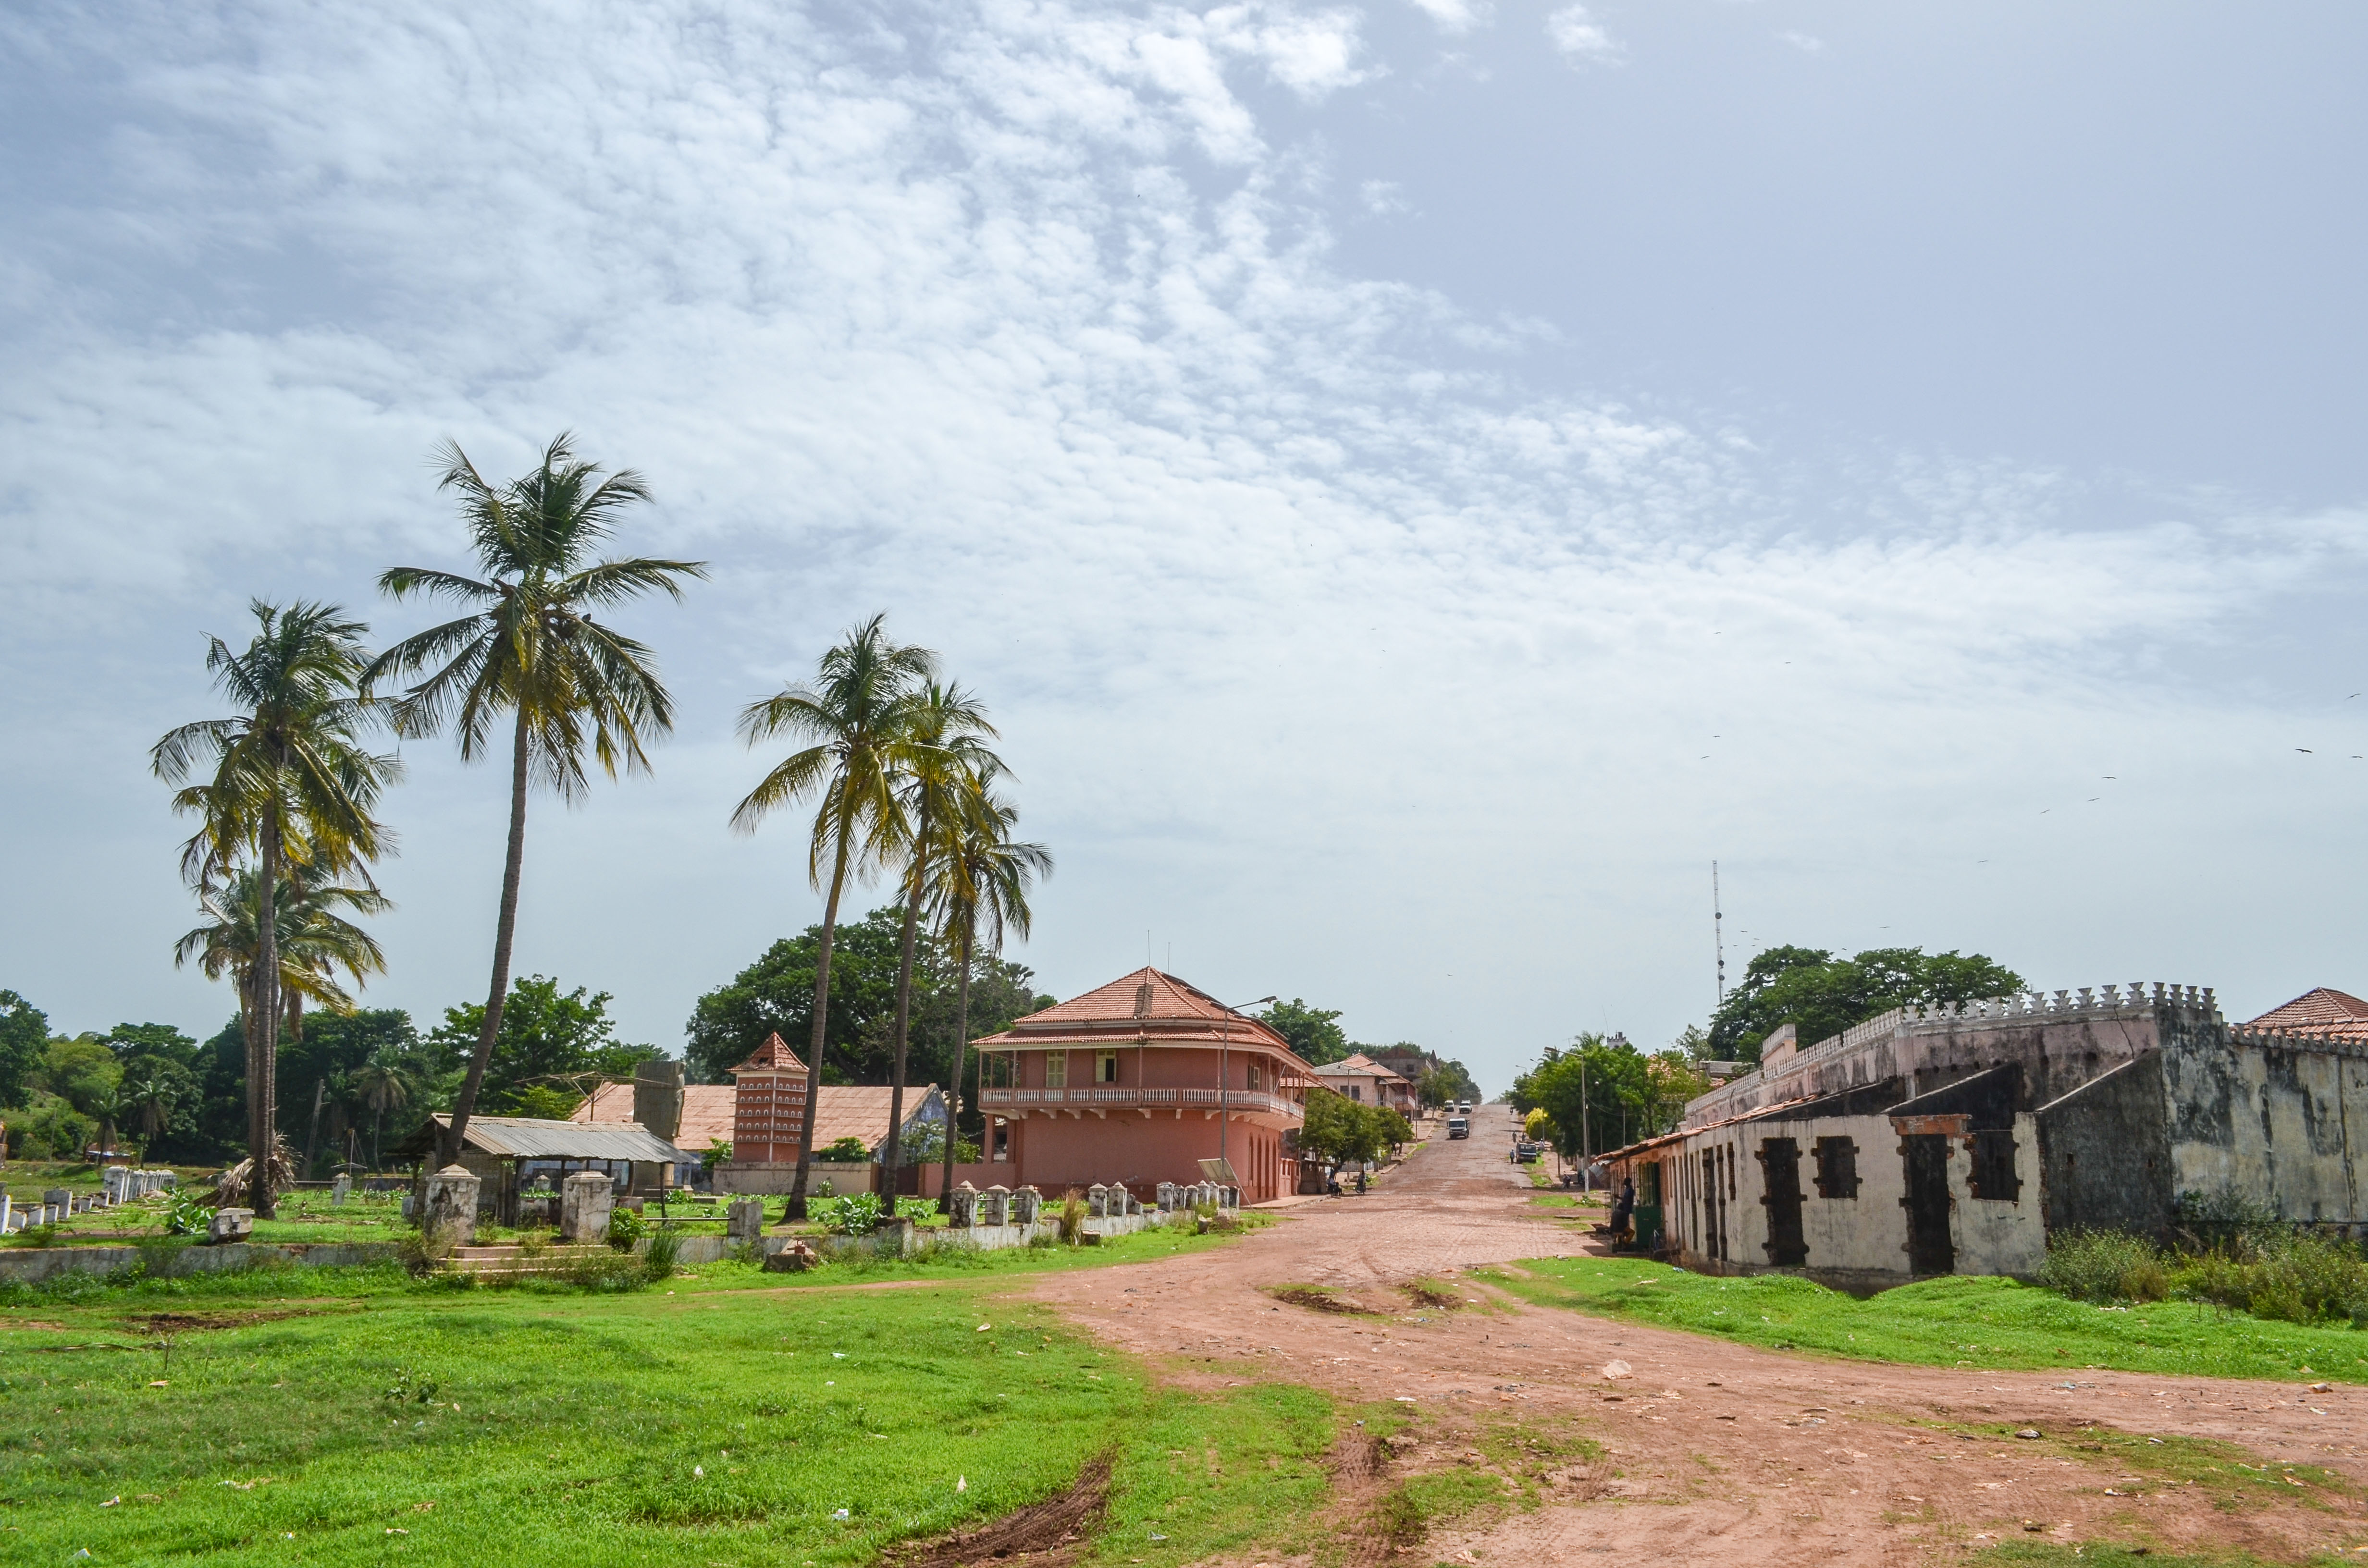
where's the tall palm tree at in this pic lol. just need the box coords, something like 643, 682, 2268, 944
367, 433, 704, 1167
126, 1069, 179, 1153
877, 683, 1001, 1202
153, 600, 396, 1218
925, 785, 1051, 1208
353, 1046, 416, 1170
732, 614, 934, 1219
174, 859, 393, 1044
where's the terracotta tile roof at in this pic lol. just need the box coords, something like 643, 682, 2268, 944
1320, 1053, 1410, 1083
972, 967, 1310, 1066
732, 1033, 810, 1074
2245, 987, 2368, 1035
571, 1082, 738, 1150
568, 1080, 943, 1157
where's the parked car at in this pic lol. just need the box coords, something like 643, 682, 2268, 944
1446, 1116, 1470, 1139
1512, 1142, 1544, 1164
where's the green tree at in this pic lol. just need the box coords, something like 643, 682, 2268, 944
877, 682, 1002, 1203
923, 784, 1051, 1206
732, 614, 936, 1219
101, 1023, 198, 1068
124, 1060, 191, 1152
1707, 944, 2025, 1062
683, 907, 920, 1086
428, 977, 655, 1116
173, 858, 392, 1044
352, 1043, 419, 1169
152, 599, 397, 1216
368, 433, 703, 1168
1298, 1087, 1385, 1170
0, 991, 48, 1109
1258, 999, 1350, 1065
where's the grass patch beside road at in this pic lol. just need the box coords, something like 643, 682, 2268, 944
1489, 1258, 2368, 1383
0, 1272, 1334, 1567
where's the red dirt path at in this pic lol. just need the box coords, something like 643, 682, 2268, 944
1030, 1104, 2368, 1567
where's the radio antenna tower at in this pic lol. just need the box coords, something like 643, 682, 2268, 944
1712, 860, 1727, 1007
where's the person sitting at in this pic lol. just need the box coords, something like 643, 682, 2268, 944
1608, 1176, 1636, 1248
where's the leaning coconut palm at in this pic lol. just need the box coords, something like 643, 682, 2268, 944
216, 1134, 299, 1210
926, 783, 1052, 1208
732, 614, 935, 1219
367, 433, 704, 1169
876, 683, 1002, 1203
152, 600, 397, 1219
174, 859, 393, 1044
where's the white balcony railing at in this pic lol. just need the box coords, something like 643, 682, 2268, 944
977, 1086, 1298, 1118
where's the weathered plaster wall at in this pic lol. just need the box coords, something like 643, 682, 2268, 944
1949, 1112, 2047, 1277
2035, 1054, 2173, 1239
1789, 1114, 1909, 1277
2163, 1033, 2366, 1226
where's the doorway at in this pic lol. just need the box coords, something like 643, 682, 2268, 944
1900, 1134, 1955, 1275
1757, 1138, 1807, 1267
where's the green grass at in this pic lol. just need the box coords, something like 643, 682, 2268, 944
0, 1271, 1336, 1566
1489, 1258, 2368, 1383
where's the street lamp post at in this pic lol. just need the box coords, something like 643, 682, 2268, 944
1218, 994, 1277, 1181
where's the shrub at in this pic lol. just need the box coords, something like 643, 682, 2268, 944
606, 1206, 648, 1251
827, 1192, 883, 1236
2174, 1187, 2282, 1256
163, 1192, 215, 1237
2039, 1229, 2169, 1303
642, 1228, 683, 1282
816, 1137, 871, 1162
2176, 1230, 2368, 1326
1053, 1189, 1088, 1244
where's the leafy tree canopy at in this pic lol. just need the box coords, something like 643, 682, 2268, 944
0, 990, 48, 1110
102, 1022, 200, 1068
38, 1035, 123, 1117
1707, 944, 2025, 1062
683, 907, 1048, 1096
428, 977, 659, 1115
1511, 1033, 1710, 1159
1258, 999, 1349, 1065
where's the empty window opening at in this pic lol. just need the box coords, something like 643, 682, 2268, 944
1096, 1051, 1119, 1084
1813, 1136, 1862, 1200
1967, 1130, 2021, 1202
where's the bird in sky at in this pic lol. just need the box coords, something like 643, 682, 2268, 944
2298, 748, 2314, 754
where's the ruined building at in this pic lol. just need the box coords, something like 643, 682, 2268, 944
1603, 983, 2368, 1288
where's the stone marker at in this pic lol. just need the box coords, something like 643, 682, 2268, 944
763, 1238, 820, 1273
331, 1172, 352, 1206
560, 1171, 614, 1244
209, 1207, 255, 1244
726, 1196, 765, 1241
42, 1188, 69, 1212
420, 1164, 481, 1249
948, 1180, 978, 1228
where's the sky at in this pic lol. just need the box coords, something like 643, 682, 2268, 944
5, 1, 2367, 1094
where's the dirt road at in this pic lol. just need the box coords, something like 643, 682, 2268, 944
1033, 1104, 2368, 1566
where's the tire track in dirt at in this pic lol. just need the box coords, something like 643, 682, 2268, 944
1029, 1105, 2368, 1566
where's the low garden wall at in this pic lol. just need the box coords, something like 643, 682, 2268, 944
0, 1240, 401, 1286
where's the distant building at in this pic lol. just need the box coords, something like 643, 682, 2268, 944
1603, 982, 2367, 1287
968, 968, 1315, 1204
567, 1034, 946, 1194
1311, 1053, 1418, 1115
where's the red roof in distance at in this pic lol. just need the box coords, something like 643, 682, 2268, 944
973, 967, 1310, 1066
2245, 986, 2368, 1038
731, 1033, 810, 1075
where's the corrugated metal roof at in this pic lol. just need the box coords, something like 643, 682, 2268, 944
414, 1115, 689, 1163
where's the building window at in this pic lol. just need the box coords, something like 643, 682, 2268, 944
1348, 1085, 1362, 1102
1246, 1061, 1262, 1092
991, 1119, 1010, 1162
1096, 1051, 1118, 1083
1044, 1053, 1067, 1089
1812, 1137, 1861, 1200
1968, 1130, 2021, 1202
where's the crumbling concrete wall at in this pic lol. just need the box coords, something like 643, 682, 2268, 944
2162, 1030, 2366, 1229
2035, 1054, 2173, 1240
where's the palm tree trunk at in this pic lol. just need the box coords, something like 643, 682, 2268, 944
939, 914, 974, 1212
251, 808, 283, 1219
443, 708, 531, 1170
879, 821, 930, 1209
788, 821, 853, 1221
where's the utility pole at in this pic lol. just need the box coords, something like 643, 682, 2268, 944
1713, 860, 1727, 1008
1579, 1055, 1591, 1195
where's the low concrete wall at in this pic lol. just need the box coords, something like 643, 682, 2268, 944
0, 1240, 401, 1287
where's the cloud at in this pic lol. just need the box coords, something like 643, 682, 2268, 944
1358, 177, 1413, 216
1404, 0, 1491, 33
1, 0, 2361, 1075
1778, 29, 1826, 54
1545, 3, 1625, 63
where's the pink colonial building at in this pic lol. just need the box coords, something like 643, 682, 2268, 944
968, 968, 1315, 1204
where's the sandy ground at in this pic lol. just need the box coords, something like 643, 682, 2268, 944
1031, 1104, 2368, 1567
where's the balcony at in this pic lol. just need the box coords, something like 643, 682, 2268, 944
977, 1086, 1301, 1122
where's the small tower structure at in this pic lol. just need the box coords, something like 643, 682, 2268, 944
727, 1033, 811, 1165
